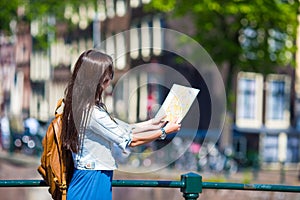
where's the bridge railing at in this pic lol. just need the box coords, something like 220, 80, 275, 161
1, 172, 300, 200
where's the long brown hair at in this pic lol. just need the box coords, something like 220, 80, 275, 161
61, 49, 114, 153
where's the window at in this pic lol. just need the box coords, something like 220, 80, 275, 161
262, 134, 278, 163
236, 72, 263, 128
265, 74, 290, 129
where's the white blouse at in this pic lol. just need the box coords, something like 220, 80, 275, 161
73, 105, 132, 170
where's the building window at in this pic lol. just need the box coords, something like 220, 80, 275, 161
105, 34, 116, 60
265, 74, 290, 129
141, 20, 150, 59
286, 136, 299, 163
152, 16, 162, 56
130, 27, 139, 59
130, 0, 140, 8
115, 32, 126, 70
238, 78, 256, 119
262, 134, 278, 163
236, 72, 263, 128
116, 0, 126, 17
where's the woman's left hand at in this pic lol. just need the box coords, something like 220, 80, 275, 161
149, 115, 166, 125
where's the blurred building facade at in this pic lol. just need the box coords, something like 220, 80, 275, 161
0, 20, 32, 133
234, 70, 298, 168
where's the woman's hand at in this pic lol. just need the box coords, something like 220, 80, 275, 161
129, 118, 181, 147
132, 115, 166, 134
164, 119, 181, 134
149, 115, 166, 125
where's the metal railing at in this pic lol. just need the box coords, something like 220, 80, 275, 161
1, 172, 300, 200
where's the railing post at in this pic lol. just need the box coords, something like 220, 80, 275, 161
180, 172, 202, 200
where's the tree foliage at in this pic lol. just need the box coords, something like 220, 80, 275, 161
149, 0, 299, 109
149, 0, 299, 74
0, 0, 97, 49
0, 0, 19, 34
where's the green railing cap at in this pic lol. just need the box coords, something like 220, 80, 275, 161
180, 172, 202, 194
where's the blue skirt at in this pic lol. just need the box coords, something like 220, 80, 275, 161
67, 169, 113, 200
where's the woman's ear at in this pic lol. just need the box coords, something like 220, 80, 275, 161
102, 79, 108, 88
103, 77, 111, 86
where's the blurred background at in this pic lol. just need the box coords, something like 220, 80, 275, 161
1, 0, 300, 199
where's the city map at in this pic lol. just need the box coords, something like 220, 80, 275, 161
155, 84, 200, 123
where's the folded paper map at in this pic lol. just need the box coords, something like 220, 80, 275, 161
155, 84, 200, 123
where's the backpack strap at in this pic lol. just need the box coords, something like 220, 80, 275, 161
55, 98, 64, 117
54, 98, 68, 200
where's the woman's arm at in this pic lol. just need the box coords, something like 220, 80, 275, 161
129, 120, 181, 147
131, 120, 152, 127
131, 117, 163, 127
130, 115, 166, 133
89, 107, 132, 151
131, 121, 166, 134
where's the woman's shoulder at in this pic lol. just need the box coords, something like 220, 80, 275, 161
90, 105, 108, 118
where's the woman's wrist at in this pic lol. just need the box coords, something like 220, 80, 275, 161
160, 127, 167, 140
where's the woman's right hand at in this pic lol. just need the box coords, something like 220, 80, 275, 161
164, 119, 181, 134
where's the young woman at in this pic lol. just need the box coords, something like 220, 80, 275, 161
61, 49, 181, 200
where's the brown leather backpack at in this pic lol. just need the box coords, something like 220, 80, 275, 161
37, 99, 74, 200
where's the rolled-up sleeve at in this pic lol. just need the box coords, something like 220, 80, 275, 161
89, 106, 132, 151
